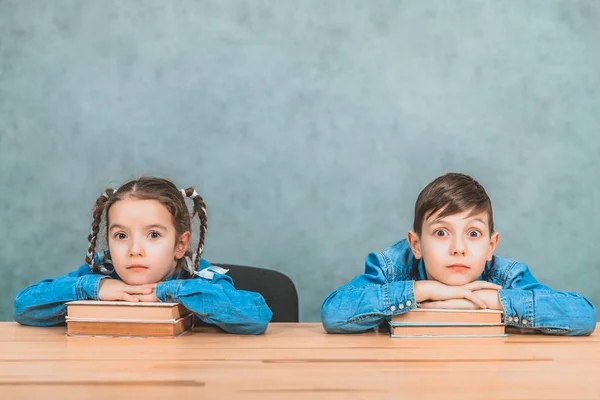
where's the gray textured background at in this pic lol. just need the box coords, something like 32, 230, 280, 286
1, 0, 599, 322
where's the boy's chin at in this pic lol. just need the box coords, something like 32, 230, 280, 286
435, 275, 477, 286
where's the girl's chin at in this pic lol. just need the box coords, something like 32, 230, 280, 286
119, 274, 158, 286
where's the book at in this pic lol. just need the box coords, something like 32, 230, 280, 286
66, 300, 189, 322
389, 323, 506, 338
390, 308, 503, 326
66, 313, 194, 338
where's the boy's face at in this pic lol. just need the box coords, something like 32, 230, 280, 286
107, 198, 190, 285
407, 208, 499, 286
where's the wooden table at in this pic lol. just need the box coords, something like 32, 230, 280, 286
0, 322, 598, 400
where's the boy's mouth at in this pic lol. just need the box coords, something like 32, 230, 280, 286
446, 264, 470, 272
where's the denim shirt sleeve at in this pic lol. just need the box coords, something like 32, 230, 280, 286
14, 264, 110, 326
498, 262, 596, 336
155, 267, 272, 335
321, 249, 418, 334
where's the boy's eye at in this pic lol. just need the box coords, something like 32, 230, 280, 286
468, 230, 481, 238
434, 230, 447, 237
114, 233, 127, 240
148, 231, 161, 239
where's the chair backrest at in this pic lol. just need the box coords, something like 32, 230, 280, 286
214, 264, 299, 323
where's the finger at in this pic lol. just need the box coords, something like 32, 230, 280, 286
463, 281, 502, 291
418, 301, 440, 309
121, 293, 140, 302
125, 285, 156, 295
462, 290, 487, 309
134, 294, 159, 302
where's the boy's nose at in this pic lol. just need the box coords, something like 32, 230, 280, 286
450, 237, 467, 256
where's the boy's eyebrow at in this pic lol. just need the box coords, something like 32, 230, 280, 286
109, 224, 168, 231
429, 216, 487, 226
468, 217, 487, 225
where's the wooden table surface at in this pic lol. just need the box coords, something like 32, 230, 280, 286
0, 322, 598, 400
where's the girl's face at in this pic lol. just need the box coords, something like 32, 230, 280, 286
107, 198, 190, 285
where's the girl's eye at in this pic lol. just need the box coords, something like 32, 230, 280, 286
434, 230, 447, 237
148, 231, 161, 239
114, 233, 127, 240
468, 230, 481, 238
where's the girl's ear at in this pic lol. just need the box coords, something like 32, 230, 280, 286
175, 231, 191, 259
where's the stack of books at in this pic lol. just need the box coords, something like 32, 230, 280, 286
65, 300, 193, 338
389, 308, 506, 338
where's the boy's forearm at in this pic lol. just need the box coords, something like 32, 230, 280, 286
321, 280, 418, 333
499, 289, 596, 336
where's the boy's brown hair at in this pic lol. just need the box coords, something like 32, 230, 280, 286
413, 173, 494, 235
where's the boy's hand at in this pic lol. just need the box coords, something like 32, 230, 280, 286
472, 289, 502, 310
417, 287, 503, 310
419, 299, 480, 309
415, 280, 502, 309
98, 279, 156, 302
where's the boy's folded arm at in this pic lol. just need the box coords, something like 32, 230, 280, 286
321, 251, 418, 334
499, 262, 597, 336
13, 264, 109, 326
155, 274, 273, 335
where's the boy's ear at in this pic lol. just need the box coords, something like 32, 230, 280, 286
407, 230, 422, 259
487, 232, 499, 261
175, 231, 191, 259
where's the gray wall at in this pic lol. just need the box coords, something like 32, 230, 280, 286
1, 0, 598, 322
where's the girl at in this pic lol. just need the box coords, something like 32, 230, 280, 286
14, 176, 272, 334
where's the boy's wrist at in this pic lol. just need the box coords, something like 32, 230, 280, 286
414, 281, 431, 303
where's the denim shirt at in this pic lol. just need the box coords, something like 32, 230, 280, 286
14, 256, 273, 335
321, 239, 596, 336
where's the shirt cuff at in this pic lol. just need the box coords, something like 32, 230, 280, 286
75, 275, 110, 300
156, 280, 183, 302
498, 289, 534, 328
386, 280, 417, 315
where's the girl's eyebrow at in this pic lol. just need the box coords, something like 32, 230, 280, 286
108, 224, 126, 231
109, 224, 168, 231
144, 224, 168, 231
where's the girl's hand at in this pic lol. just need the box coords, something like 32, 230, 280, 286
134, 292, 159, 302
98, 279, 156, 302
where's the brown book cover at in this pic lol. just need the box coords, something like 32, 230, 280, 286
66, 313, 194, 338
66, 300, 189, 322
390, 308, 503, 326
390, 323, 506, 338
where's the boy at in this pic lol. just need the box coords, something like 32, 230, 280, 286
321, 173, 596, 335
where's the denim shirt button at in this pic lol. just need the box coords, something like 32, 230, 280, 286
390, 305, 397, 311
522, 319, 528, 325
513, 317, 519, 323
398, 303, 404, 309
406, 300, 412, 306
507, 316, 513, 322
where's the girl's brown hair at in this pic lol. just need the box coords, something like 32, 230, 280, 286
85, 177, 207, 276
